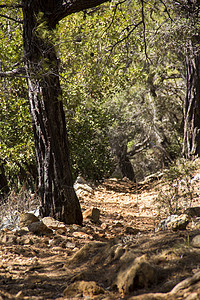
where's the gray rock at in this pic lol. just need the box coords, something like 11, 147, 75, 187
156, 214, 190, 231
19, 212, 40, 229
28, 221, 53, 235
82, 207, 100, 223
191, 235, 200, 248
184, 207, 200, 217
42, 216, 67, 231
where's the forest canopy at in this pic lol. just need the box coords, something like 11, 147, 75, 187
0, 0, 199, 194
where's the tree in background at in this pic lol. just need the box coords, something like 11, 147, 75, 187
180, 1, 200, 158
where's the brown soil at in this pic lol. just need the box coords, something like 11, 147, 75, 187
0, 177, 200, 299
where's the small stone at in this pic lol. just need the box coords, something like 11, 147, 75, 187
167, 214, 190, 231
23, 238, 34, 245
112, 221, 123, 228
101, 223, 108, 230
65, 241, 76, 249
125, 227, 140, 235
1, 233, 17, 245
184, 207, 200, 217
19, 213, 40, 229
56, 229, 66, 235
191, 235, 200, 248
82, 207, 100, 223
28, 221, 53, 235
73, 231, 93, 239
42, 217, 67, 231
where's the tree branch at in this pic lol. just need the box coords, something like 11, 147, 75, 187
44, 0, 110, 26
99, 20, 143, 75
140, 0, 150, 61
104, 0, 127, 33
0, 13, 23, 24
0, 4, 24, 8
0, 67, 26, 77
127, 135, 150, 157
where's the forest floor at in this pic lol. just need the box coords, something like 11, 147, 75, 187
1, 172, 200, 299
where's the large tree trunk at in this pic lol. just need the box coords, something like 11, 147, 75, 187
183, 43, 200, 158
22, 1, 82, 224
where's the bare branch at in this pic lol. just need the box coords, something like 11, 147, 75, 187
99, 20, 143, 75
43, 0, 110, 27
127, 135, 150, 157
0, 4, 23, 9
0, 13, 23, 24
0, 67, 26, 77
140, 0, 150, 61
159, 0, 173, 22
104, 0, 127, 33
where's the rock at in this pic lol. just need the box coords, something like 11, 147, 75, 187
191, 235, 200, 248
184, 207, 200, 217
63, 280, 104, 297
19, 213, 40, 229
1, 232, 17, 245
116, 255, 156, 295
112, 221, 123, 228
65, 241, 76, 249
42, 216, 67, 231
74, 176, 87, 184
191, 217, 200, 229
190, 173, 200, 183
156, 214, 190, 232
49, 235, 65, 246
125, 226, 140, 235
28, 221, 53, 235
73, 231, 93, 239
167, 214, 190, 231
74, 176, 94, 198
82, 207, 100, 223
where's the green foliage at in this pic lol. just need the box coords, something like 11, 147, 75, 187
0, 0, 195, 189
0, 85, 36, 190
66, 103, 114, 181
57, 1, 184, 181
0, 10, 36, 191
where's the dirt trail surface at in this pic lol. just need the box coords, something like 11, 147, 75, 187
1, 177, 200, 299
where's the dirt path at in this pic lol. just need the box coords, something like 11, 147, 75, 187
0, 178, 200, 299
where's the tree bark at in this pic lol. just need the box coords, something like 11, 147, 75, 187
21, 0, 109, 224
0, 161, 9, 198
20, 2, 68, 223
183, 43, 200, 158
116, 145, 136, 182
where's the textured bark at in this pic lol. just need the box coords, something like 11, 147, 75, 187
0, 162, 9, 198
183, 44, 200, 158
119, 155, 136, 182
116, 145, 136, 182
21, 0, 108, 224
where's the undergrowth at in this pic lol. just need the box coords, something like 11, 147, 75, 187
0, 187, 40, 228
154, 158, 199, 215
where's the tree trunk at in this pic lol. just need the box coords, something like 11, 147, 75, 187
117, 145, 136, 182
119, 155, 136, 182
22, 1, 82, 224
183, 43, 200, 158
0, 161, 9, 198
